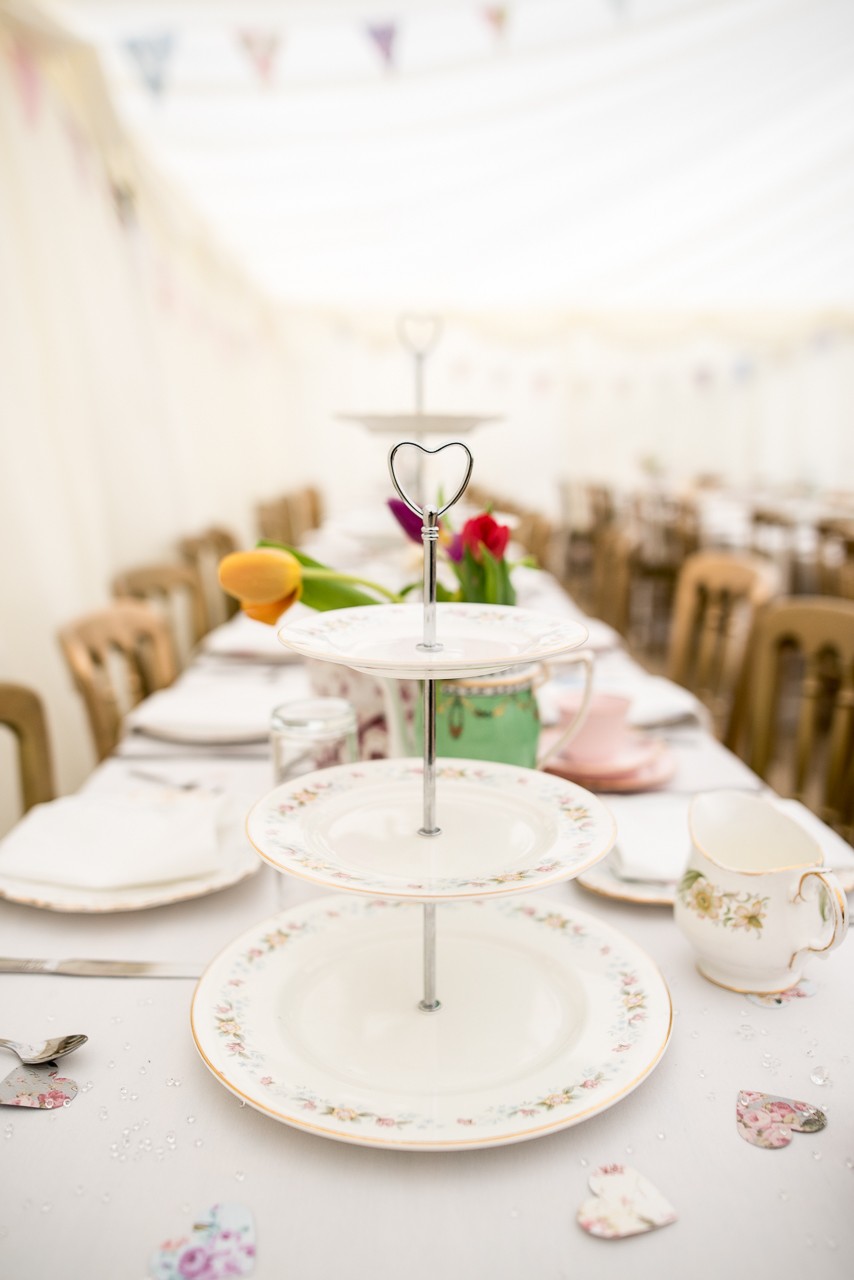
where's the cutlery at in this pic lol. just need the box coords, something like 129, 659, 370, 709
0, 1033, 88, 1065
0, 958, 203, 979
127, 769, 223, 794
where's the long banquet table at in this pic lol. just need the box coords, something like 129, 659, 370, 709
1, 553, 852, 1280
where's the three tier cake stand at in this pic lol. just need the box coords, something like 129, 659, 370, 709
191, 441, 672, 1150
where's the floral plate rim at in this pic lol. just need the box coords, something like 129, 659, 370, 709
190, 894, 673, 1152
246, 757, 617, 900
278, 603, 589, 678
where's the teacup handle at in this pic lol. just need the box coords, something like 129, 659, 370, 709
536, 652, 594, 770
793, 869, 849, 963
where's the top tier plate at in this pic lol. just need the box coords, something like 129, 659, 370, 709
278, 603, 588, 679
338, 413, 498, 435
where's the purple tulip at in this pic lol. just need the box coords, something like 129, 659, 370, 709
444, 531, 464, 562
387, 498, 424, 544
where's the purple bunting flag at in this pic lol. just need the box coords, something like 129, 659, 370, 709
366, 23, 398, 71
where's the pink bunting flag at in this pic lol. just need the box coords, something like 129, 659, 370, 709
366, 23, 398, 71
124, 33, 175, 98
236, 30, 282, 87
9, 41, 41, 126
483, 7, 509, 41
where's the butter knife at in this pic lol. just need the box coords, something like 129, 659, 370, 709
0, 957, 203, 979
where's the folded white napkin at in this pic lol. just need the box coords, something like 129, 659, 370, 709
609, 793, 854, 884
608, 794, 695, 883
0, 791, 225, 890
127, 684, 281, 744
203, 611, 303, 662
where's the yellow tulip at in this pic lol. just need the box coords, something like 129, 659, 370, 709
218, 548, 302, 624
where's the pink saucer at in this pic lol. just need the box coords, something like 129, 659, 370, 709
556, 734, 660, 781
546, 740, 676, 793
540, 727, 658, 779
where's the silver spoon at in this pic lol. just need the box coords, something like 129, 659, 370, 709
0, 1034, 88, 1065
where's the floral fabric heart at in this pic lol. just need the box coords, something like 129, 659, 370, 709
149, 1203, 255, 1279
746, 979, 816, 1008
0, 1063, 78, 1109
736, 1090, 827, 1149
577, 1164, 677, 1239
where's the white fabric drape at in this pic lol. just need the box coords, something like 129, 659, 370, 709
0, 13, 301, 828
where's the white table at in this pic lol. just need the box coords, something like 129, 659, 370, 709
0, 574, 851, 1280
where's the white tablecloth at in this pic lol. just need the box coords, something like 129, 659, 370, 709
1, 571, 851, 1280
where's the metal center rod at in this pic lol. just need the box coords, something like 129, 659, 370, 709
418, 503, 441, 1010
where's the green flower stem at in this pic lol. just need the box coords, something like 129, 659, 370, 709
301, 568, 402, 603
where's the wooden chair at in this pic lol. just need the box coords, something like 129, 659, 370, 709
304, 486, 325, 531
513, 512, 554, 571
58, 601, 178, 761
667, 551, 781, 734
256, 497, 295, 546
112, 563, 207, 664
0, 683, 56, 814
726, 596, 854, 838
178, 526, 240, 626
593, 524, 637, 637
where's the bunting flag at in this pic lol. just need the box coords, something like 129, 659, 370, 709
236, 30, 282, 87
124, 33, 175, 98
10, 41, 41, 126
482, 7, 509, 42
365, 23, 398, 71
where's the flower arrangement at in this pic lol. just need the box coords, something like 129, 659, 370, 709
388, 499, 522, 606
218, 505, 526, 624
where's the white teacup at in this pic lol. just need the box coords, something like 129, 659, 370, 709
674, 791, 848, 993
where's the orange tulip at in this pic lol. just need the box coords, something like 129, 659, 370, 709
218, 548, 302, 625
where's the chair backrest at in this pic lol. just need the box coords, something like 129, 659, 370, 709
726, 595, 854, 837
256, 497, 294, 545
593, 524, 637, 636
667, 551, 781, 728
178, 527, 240, 625
58, 601, 178, 761
112, 562, 207, 663
0, 683, 56, 814
303, 486, 324, 531
513, 512, 554, 569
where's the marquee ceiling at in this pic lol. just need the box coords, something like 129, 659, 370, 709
44, 0, 854, 311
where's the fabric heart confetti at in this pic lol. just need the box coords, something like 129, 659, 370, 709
0, 1063, 78, 1109
149, 1203, 255, 1279
577, 1164, 677, 1239
736, 1090, 827, 1149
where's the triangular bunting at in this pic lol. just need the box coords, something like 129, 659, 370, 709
10, 41, 41, 126
124, 33, 175, 98
483, 7, 509, 41
365, 23, 398, 71
236, 29, 282, 87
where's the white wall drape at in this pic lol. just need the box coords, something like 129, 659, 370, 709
0, 13, 302, 829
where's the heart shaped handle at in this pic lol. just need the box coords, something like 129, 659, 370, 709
388, 439, 473, 517
397, 314, 443, 358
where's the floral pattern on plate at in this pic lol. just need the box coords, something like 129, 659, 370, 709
247, 759, 617, 899
192, 895, 672, 1150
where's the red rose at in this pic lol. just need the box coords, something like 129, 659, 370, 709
461, 513, 510, 561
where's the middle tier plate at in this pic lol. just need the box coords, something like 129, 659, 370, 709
277, 603, 588, 679
247, 758, 617, 900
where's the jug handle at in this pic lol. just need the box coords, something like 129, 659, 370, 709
792, 869, 849, 964
536, 651, 595, 771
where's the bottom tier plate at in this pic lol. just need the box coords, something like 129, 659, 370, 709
191, 895, 672, 1151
